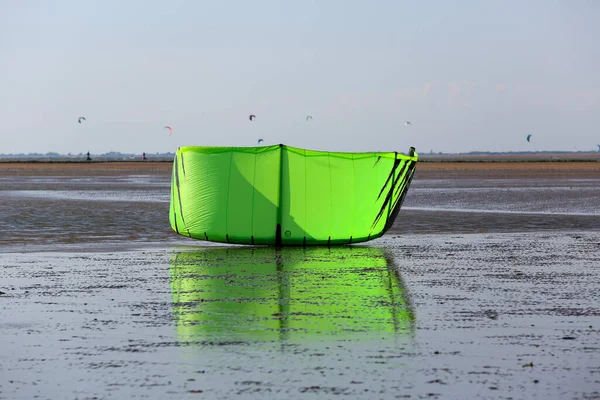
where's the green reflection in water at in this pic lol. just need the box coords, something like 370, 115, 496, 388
170, 246, 414, 343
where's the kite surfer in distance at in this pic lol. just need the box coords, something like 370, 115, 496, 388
142, 152, 147, 161
86, 151, 92, 161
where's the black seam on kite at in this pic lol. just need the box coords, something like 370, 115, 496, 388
376, 158, 401, 201
276, 224, 282, 246
381, 161, 411, 227
392, 162, 415, 206
276, 144, 284, 246
372, 160, 408, 228
393, 161, 415, 198
174, 156, 186, 227
385, 152, 399, 227
383, 162, 416, 233
180, 153, 186, 176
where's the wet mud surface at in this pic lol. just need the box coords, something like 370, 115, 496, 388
1, 166, 599, 252
1, 236, 599, 399
1, 165, 599, 399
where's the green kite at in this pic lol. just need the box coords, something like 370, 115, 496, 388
169, 144, 418, 246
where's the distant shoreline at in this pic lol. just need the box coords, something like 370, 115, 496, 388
1, 153, 599, 164
0, 161, 174, 173
419, 153, 600, 163
2, 153, 600, 164
0, 159, 174, 164
1, 159, 599, 176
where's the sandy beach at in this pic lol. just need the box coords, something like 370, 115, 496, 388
1, 159, 599, 180
2, 158, 600, 171
0, 161, 174, 174
1, 160, 599, 399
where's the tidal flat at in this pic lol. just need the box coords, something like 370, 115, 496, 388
1, 162, 599, 399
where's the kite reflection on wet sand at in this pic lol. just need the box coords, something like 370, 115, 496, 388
170, 246, 414, 344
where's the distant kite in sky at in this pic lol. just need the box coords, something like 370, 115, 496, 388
258, 138, 264, 145
164, 126, 173, 135
306, 115, 313, 121
78, 117, 86, 124
526, 134, 533, 143
249, 114, 256, 121
405, 121, 411, 126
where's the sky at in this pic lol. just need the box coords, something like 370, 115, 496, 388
1, 0, 599, 154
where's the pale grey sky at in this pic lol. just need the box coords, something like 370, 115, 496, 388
1, 0, 599, 154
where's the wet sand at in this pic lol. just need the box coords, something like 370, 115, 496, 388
2, 159, 600, 171
1, 162, 599, 399
0, 161, 173, 175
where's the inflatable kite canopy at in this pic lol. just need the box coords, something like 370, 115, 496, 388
169, 144, 418, 246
